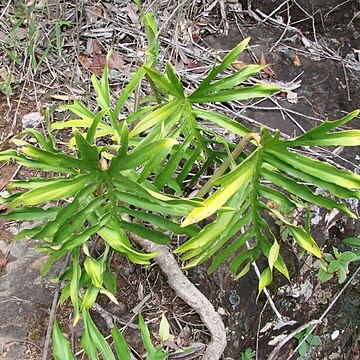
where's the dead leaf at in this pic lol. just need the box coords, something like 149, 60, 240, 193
163, 339, 179, 350
301, 36, 312, 48
0, 67, 8, 82
186, 60, 206, 73
93, 39, 102, 55
0, 257, 7, 271
50, 94, 82, 101
92, 6, 102, 17
286, 91, 298, 104
78, 54, 92, 69
126, 3, 139, 24
176, 325, 191, 347
108, 52, 125, 71
260, 52, 276, 77
85, 5, 103, 24
78, 53, 106, 74
232, 60, 245, 70
294, 53, 301, 67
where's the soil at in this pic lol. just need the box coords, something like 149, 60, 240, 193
0, 1, 360, 360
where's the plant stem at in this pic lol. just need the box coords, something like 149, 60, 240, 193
197, 132, 260, 198
130, 233, 227, 359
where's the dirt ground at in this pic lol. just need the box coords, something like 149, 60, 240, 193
0, 1, 360, 359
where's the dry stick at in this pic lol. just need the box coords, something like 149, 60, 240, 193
267, 319, 321, 360
130, 234, 227, 360
197, 132, 261, 198
269, 1, 291, 53
284, 264, 360, 360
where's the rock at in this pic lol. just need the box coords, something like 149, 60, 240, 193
21, 112, 43, 129
0, 239, 60, 358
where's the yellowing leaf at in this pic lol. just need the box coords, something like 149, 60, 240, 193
84, 257, 103, 288
181, 155, 255, 227
10, 175, 89, 207
268, 240, 280, 271
257, 267, 272, 299
159, 314, 170, 343
289, 225, 322, 258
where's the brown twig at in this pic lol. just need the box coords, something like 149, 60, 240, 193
130, 234, 227, 360
267, 319, 321, 360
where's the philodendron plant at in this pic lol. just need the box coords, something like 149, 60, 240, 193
1, 8, 360, 360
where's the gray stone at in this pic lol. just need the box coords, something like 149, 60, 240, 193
0, 239, 57, 359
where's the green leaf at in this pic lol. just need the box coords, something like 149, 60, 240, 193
84, 256, 103, 288
109, 138, 178, 173
193, 37, 250, 95
13, 139, 85, 170
286, 110, 360, 147
138, 314, 156, 357
52, 196, 104, 244
177, 189, 250, 255
265, 145, 360, 189
28, 180, 100, 241
190, 84, 279, 103
117, 220, 171, 245
70, 248, 81, 325
62, 100, 97, 122
194, 108, 251, 136
118, 121, 129, 157
258, 185, 297, 211
52, 320, 76, 360
113, 67, 146, 118
82, 310, 116, 360
343, 237, 360, 247
112, 327, 132, 360
91, 65, 111, 110
257, 267, 272, 298
81, 285, 100, 310
9, 174, 90, 208
61, 214, 111, 251
40, 250, 68, 277
51, 118, 112, 131
74, 129, 99, 170
154, 133, 192, 189
261, 168, 356, 218
196, 64, 266, 95
317, 268, 333, 282
116, 206, 198, 237
0, 150, 76, 174
22, 129, 57, 152
165, 62, 184, 96
0, 206, 59, 221
86, 109, 109, 143
338, 251, 357, 263
144, 12, 159, 65
230, 247, 256, 276
144, 66, 177, 96
97, 224, 154, 264
129, 100, 182, 136
208, 229, 253, 274
263, 153, 360, 201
